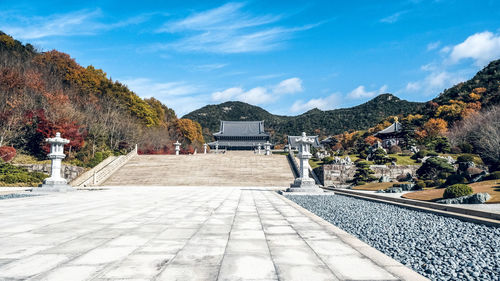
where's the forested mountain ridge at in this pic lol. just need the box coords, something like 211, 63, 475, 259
0, 31, 204, 165
184, 94, 424, 143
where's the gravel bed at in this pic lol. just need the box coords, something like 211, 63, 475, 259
286, 194, 500, 281
0, 193, 39, 200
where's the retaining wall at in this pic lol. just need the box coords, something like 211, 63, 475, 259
320, 164, 420, 187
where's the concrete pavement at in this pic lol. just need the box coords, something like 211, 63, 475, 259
0, 186, 427, 280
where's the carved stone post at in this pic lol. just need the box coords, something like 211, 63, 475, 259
37, 132, 74, 192
264, 141, 271, 156
174, 141, 181, 155
287, 132, 323, 193
215, 141, 219, 153
203, 143, 207, 154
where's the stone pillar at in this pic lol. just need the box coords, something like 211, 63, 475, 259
287, 132, 323, 193
257, 143, 261, 154
215, 141, 219, 153
264, 141, 271, 156
284, 144, 290, 152
36, 132, 74, 192
203, 143, 207, 154
174, 141, 181, 155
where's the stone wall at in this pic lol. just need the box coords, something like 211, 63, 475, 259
319, 164, 420, 187
13, 164, 86, 182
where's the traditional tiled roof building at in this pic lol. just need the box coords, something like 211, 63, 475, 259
374, 117, 405, 148
208, 121, 270, 150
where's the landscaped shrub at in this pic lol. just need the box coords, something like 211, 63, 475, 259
484, 171, 500, 180
0, 146, 16, 162
389, 145, 402, 154
0, 163, 48, 185
416, 180, 426, 189
424, 180, 435, 187
416, 157, 455, 180
411, 150, 428, 160
457, 154, 474, 163
443, 184, 473, 199
372, 148, 391, 164
350, 161, 376, 185
458, 142, 473, 154
444, 174, 467, 186
87, 151, 113, 168
427, 151, 439, 157
434, 179, 446, 187
396, 174, 408, 182
450, 146, 462, 154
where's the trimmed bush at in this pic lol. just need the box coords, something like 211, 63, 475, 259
427, 151, 439, 157
450, 146, 462, 154
424, 180, 435, 187
434, 179, 446, 187
389, 145, 402, 154
0, 146, 16, 162
416, 157, 455, 180
444, 174, 467, 186
484, 171, 500, 180
416, 180, 426, 189
411, 150, 428, 160
457, 154, 474, 163
443, 184, 473, 199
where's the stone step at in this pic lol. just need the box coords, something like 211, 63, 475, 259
102, 151, 295, 187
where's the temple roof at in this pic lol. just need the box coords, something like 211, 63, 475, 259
374, 121, 403, 136
214, 121, 269, 137
287, 135, 322, 149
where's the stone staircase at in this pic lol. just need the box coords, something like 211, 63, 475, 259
102, 151, 295, 187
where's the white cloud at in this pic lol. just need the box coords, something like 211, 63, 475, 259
380, 11, 407, 24
156, 2, 318, 54
194, 63, 227, 71
273, 77, 303, 94
211, 77, 303, 105
290, 93, 339, 113
0, 9, 150, 39
426, 41, 440, 51
347, 85, 388, 99
121, 78, 199, 98
449, 31, 500, 66
404, 71, 465, 96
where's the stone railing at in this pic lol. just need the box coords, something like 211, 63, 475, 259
72, 145, 138, 187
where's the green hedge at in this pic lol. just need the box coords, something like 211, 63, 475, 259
443, 184, 473, 199
0, 163, 48, 184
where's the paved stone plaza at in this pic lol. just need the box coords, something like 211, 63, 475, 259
0, 186, 426, 280
103, 152, 294, 187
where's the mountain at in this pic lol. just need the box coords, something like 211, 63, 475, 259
433, 59, 500, 107
183, 94, 425, 143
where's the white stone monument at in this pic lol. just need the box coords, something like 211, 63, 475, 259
174, 141, 181, 155
203, 143, 207, 154
264, 141, 271, 156
287, 132, 323, 193
257, 143, 261, 154
215, 141, 219, 153
37, 132, 75, 192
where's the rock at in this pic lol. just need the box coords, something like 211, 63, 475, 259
436, 193, 492, 204
385, 187, 403, 193
379, 175, 391, 182
399, 183, 416, 191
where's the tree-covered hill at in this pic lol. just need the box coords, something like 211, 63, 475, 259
433, 59, 500, 107
184, 94, 425, 143
0, 31, 203, 164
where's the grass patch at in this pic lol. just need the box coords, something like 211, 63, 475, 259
387, 154, 419, 165
309, 159, 323, 170
402, 179, 500, 203
352, 182, 396, 191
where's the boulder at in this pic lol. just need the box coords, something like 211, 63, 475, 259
385, 187, 403, 193
436, 192, 491, 204
379, 175, 391, 182
399, 183, 416, 191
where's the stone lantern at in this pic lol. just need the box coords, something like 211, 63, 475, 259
264, 141, 271, 156
174, 141, 181, 155
287, 132, 323, 193
215, 141, 219, 153
203, 143, 208, 154
37, 132, 74, 192
257, 143, 261, 154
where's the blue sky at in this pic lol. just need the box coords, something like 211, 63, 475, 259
1, 0, 500, 116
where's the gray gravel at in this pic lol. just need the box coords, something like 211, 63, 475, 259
286, 194, 500, 281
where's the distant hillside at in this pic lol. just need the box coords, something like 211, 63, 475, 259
184, 94, 425, 143
433, 59, 500, 106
